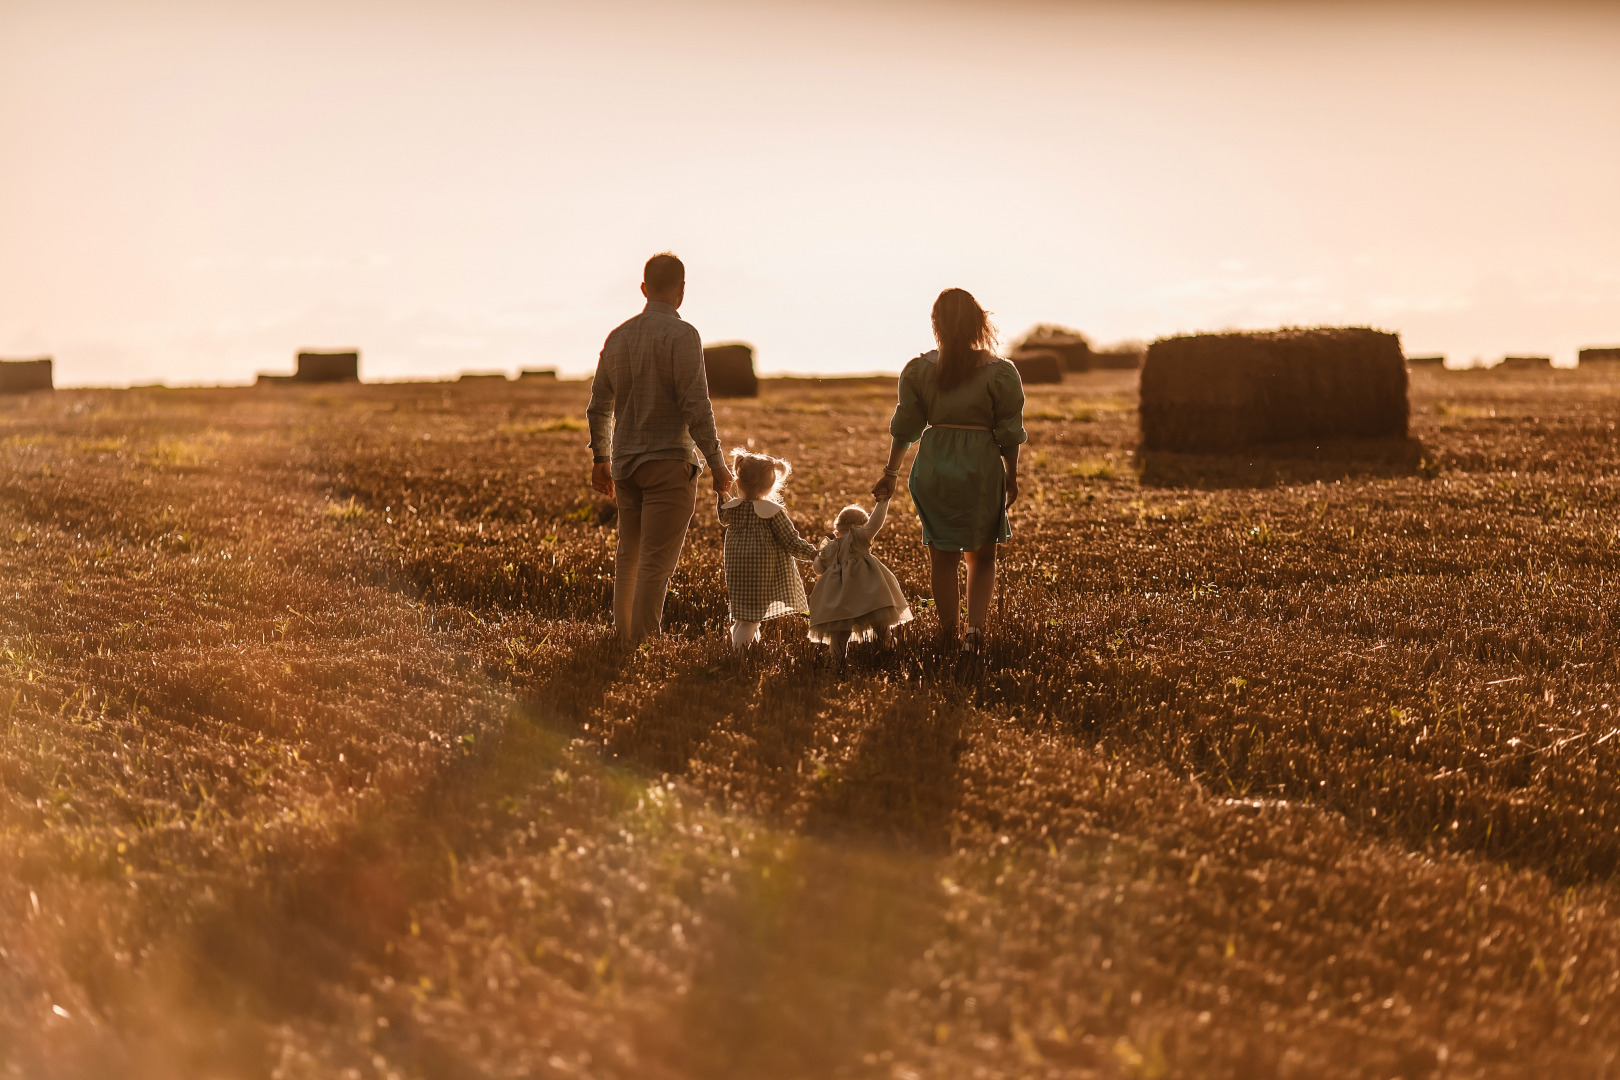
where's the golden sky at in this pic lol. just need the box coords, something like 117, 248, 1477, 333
2, 0, 1617, 384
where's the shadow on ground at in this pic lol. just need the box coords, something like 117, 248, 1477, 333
1138, 436, 1432, 489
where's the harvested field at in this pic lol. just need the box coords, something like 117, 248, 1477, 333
1141, 327, 1409, 452
7, 366, 1620, 1077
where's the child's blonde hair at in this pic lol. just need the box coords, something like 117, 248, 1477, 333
731, 449, 792, 502
834, 505, 868, 534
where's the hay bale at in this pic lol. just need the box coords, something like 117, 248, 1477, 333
1140, 327, 1408, 453
1498, 356, 1551, 371
458, 372, 508, 382
255, 374, 296, 386
1406, 355, 1446, 367
295, 351, 359, 382
520, 368, 558, 379
703, 343, 759, 398
0, 358, 53, 394
1015, 325, 1091, 372
1010, 350, 1064, 385
1091, 346, 1145, 370
1579, 348, 1620, 365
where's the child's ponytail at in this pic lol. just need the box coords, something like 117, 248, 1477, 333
731, 449, 793, 502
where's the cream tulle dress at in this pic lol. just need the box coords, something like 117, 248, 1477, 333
807, 497, 914, 643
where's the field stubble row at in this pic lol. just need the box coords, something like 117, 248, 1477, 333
3, 370, 1620, 1076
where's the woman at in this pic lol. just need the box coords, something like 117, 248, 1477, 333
872, 288, 1026, 652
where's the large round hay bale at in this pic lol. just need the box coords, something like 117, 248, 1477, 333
703, 343, 759, 398
0, 358, 53, 394
1498, 355, 1551, 371
1140, 327, 1408, 453
295, 351, 360, 382
520, 368, 559, 379
1579, 347, 1620, 365
1010, 350, 1064, 385
1015, 325, 1092, 372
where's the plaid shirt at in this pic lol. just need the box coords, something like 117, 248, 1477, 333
587, 301, 725, 481
718, 498, 819, 622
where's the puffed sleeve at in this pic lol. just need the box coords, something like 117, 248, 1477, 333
887, 355, 931, 447
990, 359, 1028, 450
812, 539, 835, 576
768, 512, 820, 561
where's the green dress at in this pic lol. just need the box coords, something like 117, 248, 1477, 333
888, 350, 1027, 552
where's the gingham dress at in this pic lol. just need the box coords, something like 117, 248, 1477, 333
718, 498, 819, 622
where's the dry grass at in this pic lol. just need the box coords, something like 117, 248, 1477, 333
5, 368, 1620, 1077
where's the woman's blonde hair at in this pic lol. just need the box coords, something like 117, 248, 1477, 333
932, 288, 998, 393
731, 449, 792, 501
834, 505, 868, 533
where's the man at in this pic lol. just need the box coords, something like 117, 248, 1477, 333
587, 253, 734, 643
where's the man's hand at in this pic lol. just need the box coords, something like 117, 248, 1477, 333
591, 461, 615, 499
713, 463, 735, 497
1005, 472, 1019, 507
871, 473, 897, 501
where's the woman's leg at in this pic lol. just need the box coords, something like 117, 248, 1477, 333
830, 631, 852, 667
963, 541, 998, 634
929, 544, 964, 646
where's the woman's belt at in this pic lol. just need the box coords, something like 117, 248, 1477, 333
930, 423, 991, 431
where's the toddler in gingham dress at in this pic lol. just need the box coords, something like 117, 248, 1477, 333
718, 450, 818, 651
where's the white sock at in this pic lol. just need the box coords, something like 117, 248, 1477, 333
730, 620, 761, 650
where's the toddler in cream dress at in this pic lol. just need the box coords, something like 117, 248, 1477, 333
808, 497, 913, 665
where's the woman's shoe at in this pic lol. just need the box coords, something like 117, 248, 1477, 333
960, 627, 983, 655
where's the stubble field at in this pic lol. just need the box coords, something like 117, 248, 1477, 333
5, 365, 1620, 1079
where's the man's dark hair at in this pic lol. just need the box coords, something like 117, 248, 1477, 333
644, 252, 685, 295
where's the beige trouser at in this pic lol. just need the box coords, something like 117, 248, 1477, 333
613, 458, 699, 643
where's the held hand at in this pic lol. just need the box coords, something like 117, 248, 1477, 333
871, 473, 897, 501
591, 461, 615, 500
1005, 472, 1019, 507
713, 463, 736, 497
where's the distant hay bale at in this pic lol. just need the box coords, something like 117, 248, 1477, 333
1579, 348, 1620, 365
0, 358, 53, 394
1406, 355, 1446, 367
1015, 325, 1091, 372
1010, 351, 1064, 385
458, 372, 508, 382
1091, 345, 1145, 370
295, 351, 359, 382
703, 343, 759, 398
1140, 327, 1408, 453
520, 368, 558, 379
1498, 356, 1551, 371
